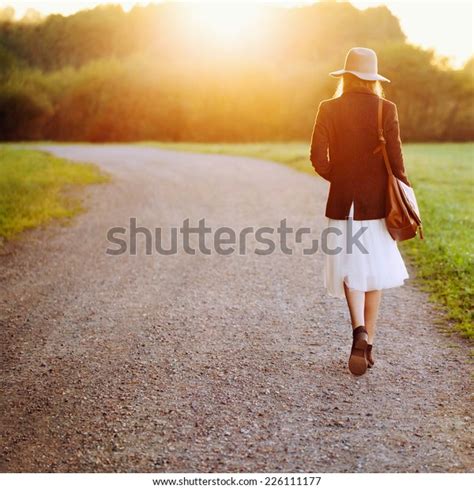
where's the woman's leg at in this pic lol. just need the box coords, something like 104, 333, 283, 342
343, 281, 365, 328
364, 290, 382, 344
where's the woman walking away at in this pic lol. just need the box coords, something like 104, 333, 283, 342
310, 47, 411, 376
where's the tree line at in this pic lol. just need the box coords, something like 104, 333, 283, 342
0, 1, 472, 142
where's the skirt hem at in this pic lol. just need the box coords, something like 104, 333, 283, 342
325, 276, 409, 299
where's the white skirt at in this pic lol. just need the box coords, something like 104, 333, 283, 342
324, 202, 409, 298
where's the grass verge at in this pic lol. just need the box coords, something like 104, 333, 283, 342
0, 146, 108, 242
145, 141, 473, 340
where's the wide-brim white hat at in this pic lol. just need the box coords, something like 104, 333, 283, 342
329, 47, 390, 83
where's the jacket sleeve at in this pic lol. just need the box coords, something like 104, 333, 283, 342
385, 102, 411, 187
309, 101, 332, 182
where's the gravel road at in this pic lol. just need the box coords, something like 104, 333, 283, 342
0, 144, 472, 472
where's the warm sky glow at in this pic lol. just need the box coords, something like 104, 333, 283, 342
1, 1, 472, 68
186, 3, 263, 44
353, 1, 473, 68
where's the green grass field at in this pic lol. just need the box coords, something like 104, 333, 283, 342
0, 146, 108, 241
147, 141, 474, 339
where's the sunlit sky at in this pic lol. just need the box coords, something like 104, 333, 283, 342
1, 0, 472, 68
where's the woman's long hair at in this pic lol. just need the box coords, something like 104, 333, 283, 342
333, 73, 385, 98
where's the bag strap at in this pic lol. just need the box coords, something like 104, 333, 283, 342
373, 97, 393, 177
375, 98, 424, 239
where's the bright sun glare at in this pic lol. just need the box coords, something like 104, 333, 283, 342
3, 1, 473, 67
186, 3, 262, 43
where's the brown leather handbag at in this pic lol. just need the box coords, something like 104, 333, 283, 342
373, 98, 424, 241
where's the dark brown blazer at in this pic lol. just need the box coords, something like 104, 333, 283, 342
309, 87, 411, 220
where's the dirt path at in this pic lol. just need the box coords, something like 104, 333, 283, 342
0, 144, 472, 472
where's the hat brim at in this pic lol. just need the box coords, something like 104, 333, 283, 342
329, 69, 390, 83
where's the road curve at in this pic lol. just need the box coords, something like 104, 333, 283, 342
0, 144, 472, 472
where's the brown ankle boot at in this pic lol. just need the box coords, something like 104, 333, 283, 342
348, 325, 368, 376
366, 344, 374, 368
